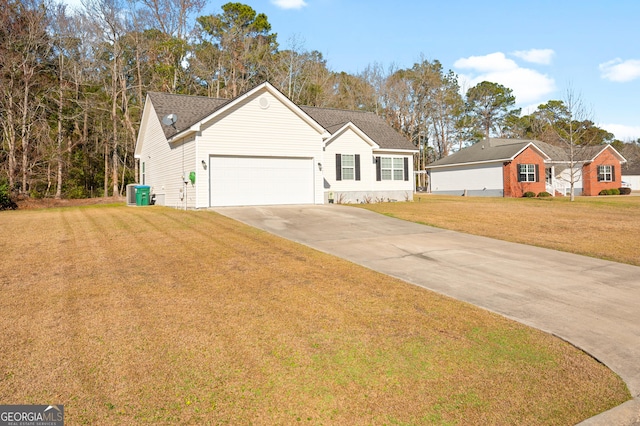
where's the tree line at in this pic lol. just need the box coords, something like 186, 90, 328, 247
1, 0, 637, 201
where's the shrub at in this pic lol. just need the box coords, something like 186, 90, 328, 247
523, 191, 536, 198
599, 188, 620, 195
0, 180, 18, 211
619, 187, 632, 195
537, 191, 552, 198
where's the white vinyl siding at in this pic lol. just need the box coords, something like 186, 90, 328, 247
136, 102, 197, 208
430, 163, 503, 194
325, 128, 374, 192
194, 90, 324, 207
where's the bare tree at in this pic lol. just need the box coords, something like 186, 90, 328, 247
84, 0, 130, 196
557, 88, 593, 201
0, 0, 53, 195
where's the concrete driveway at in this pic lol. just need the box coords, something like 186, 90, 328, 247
213, 204, 640, 425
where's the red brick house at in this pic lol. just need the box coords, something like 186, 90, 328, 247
502, 144, 548, 197
426, 139, 626, 197
581, 145, 625, 195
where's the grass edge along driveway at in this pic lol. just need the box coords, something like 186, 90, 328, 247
0, 204, 630, 425
358, 194, 640, 267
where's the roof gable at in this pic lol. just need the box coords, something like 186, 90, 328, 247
323, 122, 380, 149
147, 82, 327, 143
582, 144, 626, 163
301, 106, 415, 151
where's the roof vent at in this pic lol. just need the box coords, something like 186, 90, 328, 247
258, 96, 270, 109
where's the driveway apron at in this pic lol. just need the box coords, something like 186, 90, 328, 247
212, 204, 640, 424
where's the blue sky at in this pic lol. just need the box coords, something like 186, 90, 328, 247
65, 0, 640, 141
260, 0, 640, 142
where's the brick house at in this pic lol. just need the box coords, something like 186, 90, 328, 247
426, 139, 626, 197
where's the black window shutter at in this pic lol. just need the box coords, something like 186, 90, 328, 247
404, 157, 409, 181
375, 156, 381, 181
597, 165, 602, 182
535, 164, 539, 182
336, 154, 342, 181
355, 154, 361, 181
517, 164, 522, 182
612, 165, 616, 181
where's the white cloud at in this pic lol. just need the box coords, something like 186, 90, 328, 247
454, 52, 556, 105
512, 49, 555, 65
599, 59, 640, 82
599, 123, 640, 142
454, 52, 517, 72
271, 0, 308, 9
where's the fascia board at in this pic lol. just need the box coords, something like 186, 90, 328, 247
426, 159, 507, 169
324, 122, 380, 149
374, 148, 419, 154
514, 142, 552, 161
135, 94, 153, 158
594, 145, 627, 163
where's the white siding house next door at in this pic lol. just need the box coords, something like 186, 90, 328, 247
210, 156, 315, 206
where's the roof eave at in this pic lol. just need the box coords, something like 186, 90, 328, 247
426, 158, 510, 169
374, 148, 419, 154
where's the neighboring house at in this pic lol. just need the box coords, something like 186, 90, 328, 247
622, 162, 640, 191
134, 82, 417, 208
425, 138, 626, 197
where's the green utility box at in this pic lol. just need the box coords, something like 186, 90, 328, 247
135, 185, 150, 206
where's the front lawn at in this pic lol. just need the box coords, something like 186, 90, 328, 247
358, 195, 640, 266
0, 205, 630, 424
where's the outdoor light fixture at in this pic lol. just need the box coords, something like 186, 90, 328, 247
201, 160, 207, 170
318, 162, 322, 171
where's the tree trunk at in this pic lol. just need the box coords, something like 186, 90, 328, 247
104, 142, 109, 198
111, 54, 119, 197
20, 79, 30, 194
4, 83, 17, 190
55, 55, 64, 199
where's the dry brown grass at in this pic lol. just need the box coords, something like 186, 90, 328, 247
358, 195, 640, 266
0, 204, 630, 425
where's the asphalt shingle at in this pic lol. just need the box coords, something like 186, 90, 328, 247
147, 91, 414, 151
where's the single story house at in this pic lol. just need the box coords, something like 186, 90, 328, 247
135, 82, 417, 208
425, 138, 626, 197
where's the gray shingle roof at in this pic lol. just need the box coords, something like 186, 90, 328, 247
146, 90, 415, 151
148, 92, 229, 139
427, 139, 536, 167
622, 162, 640, 175
427, 138, 623, 168
300, 106, 415, 151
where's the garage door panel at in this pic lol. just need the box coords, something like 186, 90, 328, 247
210, 156, 314, 206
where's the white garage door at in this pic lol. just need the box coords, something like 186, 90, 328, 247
210, 156, 315, 206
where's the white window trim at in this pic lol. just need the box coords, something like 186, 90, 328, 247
341, 154, 355, 180
519, 164, 536, 182
599, 165, 613, 182
381, 156, 404, 181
